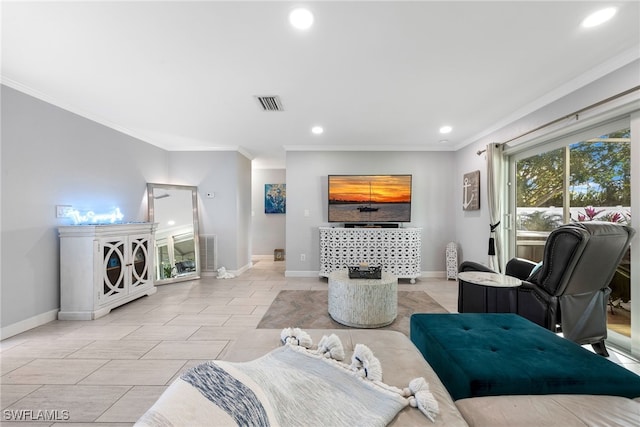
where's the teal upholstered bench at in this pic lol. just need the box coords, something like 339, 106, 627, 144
410, 313, 640, 401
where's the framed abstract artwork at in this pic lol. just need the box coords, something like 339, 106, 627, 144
265, 184, 286, 214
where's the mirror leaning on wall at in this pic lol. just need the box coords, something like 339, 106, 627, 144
147, 183, 201, 284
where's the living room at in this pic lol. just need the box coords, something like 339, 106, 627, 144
1, 2, 640, 424
2, 0, 640, 352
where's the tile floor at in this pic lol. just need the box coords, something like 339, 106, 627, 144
1, 259, 639, 425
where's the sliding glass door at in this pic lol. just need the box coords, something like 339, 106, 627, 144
514, 146, 566, 261
510, 122, 633, 349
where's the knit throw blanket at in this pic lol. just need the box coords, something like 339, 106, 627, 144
135, 341, 437, 427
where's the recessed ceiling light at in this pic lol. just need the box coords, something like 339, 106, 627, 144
289, 8, 314, 30
581, 7, 617, 28
311, 126, 324, 135
439, 126, 452, 134
439, 139, 449, 144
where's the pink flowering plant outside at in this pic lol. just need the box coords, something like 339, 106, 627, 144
574, 206, 631, 224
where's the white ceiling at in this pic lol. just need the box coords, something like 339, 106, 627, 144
2, 1, 639, 168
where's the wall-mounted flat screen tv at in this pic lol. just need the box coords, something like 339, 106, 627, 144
328, 175, 412, 223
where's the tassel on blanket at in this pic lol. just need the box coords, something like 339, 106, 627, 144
403, 377, 439, 422
316, 334, 345, 361
280, 327, 313, 348
350, 343, 382, 382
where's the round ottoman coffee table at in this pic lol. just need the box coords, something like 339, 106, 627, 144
328, 269, 398, 328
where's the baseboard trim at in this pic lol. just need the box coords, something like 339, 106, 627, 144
232, 262, 252, 276
201, 262, 253, 278
285, 270, 319, 278
1, 308, 59, 340
421, 271, 446, 278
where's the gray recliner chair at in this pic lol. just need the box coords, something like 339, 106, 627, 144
460, 221, 635, 356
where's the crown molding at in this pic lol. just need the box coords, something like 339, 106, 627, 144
283, 144, 453, 152
1, 75, 163, 146
454, 46, 640, 151
0, 76, 255, 159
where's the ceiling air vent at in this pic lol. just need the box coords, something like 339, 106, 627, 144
255, 95, 284, 111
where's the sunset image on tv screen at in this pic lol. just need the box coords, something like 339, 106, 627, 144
328, 175, 412, 223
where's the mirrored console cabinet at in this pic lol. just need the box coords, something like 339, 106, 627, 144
58, 223, 157, 320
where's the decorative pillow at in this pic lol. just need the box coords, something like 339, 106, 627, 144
527, 261, 543, 280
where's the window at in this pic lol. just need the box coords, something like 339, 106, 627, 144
514, 127, 631, 336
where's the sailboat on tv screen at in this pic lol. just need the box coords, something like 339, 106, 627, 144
357, 182, 379, 212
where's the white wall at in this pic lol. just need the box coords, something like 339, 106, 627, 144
284, 150, 456, 277
167, 151, 252, 272
1, 86, 253, 336
251, 169, 286, 256
1, 85, 167, 333
453, 144, 490, 265
235, 154, 252, 270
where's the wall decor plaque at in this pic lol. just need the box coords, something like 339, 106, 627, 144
463, 170, 480, 211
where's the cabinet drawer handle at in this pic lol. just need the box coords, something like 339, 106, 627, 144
126, 263, 133, 267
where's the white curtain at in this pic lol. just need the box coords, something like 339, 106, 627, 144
487, 143, 507, 273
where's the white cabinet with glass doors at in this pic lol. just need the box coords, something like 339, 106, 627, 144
58, 223, 157, 320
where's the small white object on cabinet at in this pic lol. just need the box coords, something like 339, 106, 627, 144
58, 223, 157, 320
